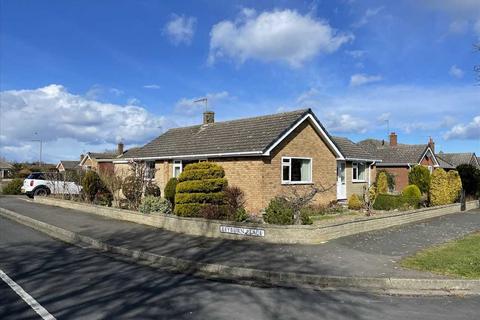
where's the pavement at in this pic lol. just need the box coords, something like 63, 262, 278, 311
1, 196, 480, 280
2, 215, 480, 320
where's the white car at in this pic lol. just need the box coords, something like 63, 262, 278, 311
21, 172, 82, 198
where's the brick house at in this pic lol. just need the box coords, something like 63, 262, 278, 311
79, 143, 124, 173
358, 133, 441, 192
114, 109, 378, 213
55, 160, 79, 172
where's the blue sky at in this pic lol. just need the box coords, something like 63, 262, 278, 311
0, 0, 479, 163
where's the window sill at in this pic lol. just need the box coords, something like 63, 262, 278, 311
281, 181, 314, 185
352, 180, 366, 183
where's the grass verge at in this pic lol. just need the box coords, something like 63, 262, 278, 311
401, 232, 480, 279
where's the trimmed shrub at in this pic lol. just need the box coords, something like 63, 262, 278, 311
408, 165, 431, 194
175, 192, 225, 204
122, 175, 143, 207
373, 194, 406, 211
402, 184, 422, 208
139, 196, 172, 214
174, 162, 228, 218
447, 170, 462, 203
82, 171, 102, 202
144, 183, 161, 197
164, 178, 178, 206
264, 197, 294, 225
376, 171, 389, 194
430, 168, 450, 206
2, 178, 23, 195
456, 164, 480, 197
347, 194, 363, 210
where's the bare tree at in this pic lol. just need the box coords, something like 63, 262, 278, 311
99, 168, 125, 207
282, 183, 335, 225
121, 160, 158, 210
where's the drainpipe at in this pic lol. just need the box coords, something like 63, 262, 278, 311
368, 161, 376, 187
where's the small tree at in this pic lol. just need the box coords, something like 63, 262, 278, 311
456, 164, 480, 197
376, 171, 389, 194
99, 168, 124, 207
430, 168, 451, 206
408, 165, 431, 194
447, 170, 462, 203
121, 161, 157, 210
82, 171, 102, 202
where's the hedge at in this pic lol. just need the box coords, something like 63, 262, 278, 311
373, 194, 406, 211
2, 178, 23, 195
182, 162, 224, 171
175, 178, 227, 194
175, 192, 225, 204
402, 185, 422, 208
264, 197, 294, 225
174, 203, 228, 218
177, 168, 225, 182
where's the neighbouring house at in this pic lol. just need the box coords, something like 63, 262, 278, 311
114, 109, 355, 213
331, 136, 381, 200
358, 133, 440, 192
436, 152, 480, 169
79, 143, 124, 173
0, 160, 13, 179
56, 160, 79, 172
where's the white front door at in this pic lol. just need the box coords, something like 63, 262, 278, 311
337, 161, 346, 200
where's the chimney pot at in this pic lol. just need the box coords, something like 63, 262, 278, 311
203, 111, 215, 125
428, 137, 435, 153
117, 142, 124, 155
389, 132, 398, 146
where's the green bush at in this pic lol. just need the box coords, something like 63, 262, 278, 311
456, 164, 480, 197
347, 194, 363, 210
139, 196, 172, 214
234, 208, 249, 222
82, 171, 102, 202
430, 168, 451, 206
402, 185, 422, 208
144, 183, 161, 197
376, 172, 389, 194
264, 197, 294, 225
373, 194, 406, 211
2, 178, 23, 195
174, 162, 227, 218
300, 209, 313, 225
408, 165, 431, 194
94, 190, 113, 207
175, 178, 227, 194
447, 170, 462, 203
224, 186, 247, 220
164, 178, 178, 206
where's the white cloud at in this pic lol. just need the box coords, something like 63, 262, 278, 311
208, 9, 353, 67
324, 113, 369, 134
449, 65, 464, 78
127, 97, 141, 105
353, 7, 384, 28
349, 73, 382, 86
345, 49, 366, 59
448, 20, 469, 34
164, 14, 197, 45
143, 84, 161, 89
0, 85, 170, 161
174, 91, 230, 116
444, 116, 480, 140
377, 112, 390, 122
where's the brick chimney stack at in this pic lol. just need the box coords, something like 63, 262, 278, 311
203, 111, 215, 125
117, 142, 124, 155
428, 137, 435, 153
389, 132, 398, 146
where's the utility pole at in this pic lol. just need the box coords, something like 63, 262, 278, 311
32, 132, 43, 167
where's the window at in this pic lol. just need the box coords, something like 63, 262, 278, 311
173, 160, 182, 178
352, 162, 366, 181
145, 161, 155, 179
281, 157, 312, 184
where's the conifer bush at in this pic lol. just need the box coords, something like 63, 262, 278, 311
447, 170, 462, 203
430, 168, 450, 206
174, 162, 228, 218
402, 184, 422, 208
376, 171, 389, 194
164, 178, 178, 207
408, 165, 431, 194
347, 194, 363, 210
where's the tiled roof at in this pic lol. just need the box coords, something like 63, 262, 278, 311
331, 136, 378, 160
0, 160, 12, 169
59, 160, 79, 169
437, 152, 478, 168
88, 152, 119, 160
357, 139, 430, 165
122, 109, 313, 159
435, 156, 455, 170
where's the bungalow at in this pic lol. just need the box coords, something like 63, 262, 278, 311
0, 160, 12, 179
114, 109, 380, 213
358, 133, 440, 192
79, 143, 124, 173
56, 160, 79, 172
436, 152, 480, 169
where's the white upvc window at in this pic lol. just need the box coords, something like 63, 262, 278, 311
281, 157, 312, 184
173, 160, 182, 178
352, 162, 366, 182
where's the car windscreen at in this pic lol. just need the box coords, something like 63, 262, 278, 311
26, 173, 46, 180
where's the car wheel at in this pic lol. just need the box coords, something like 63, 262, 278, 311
26, 194, 34, 199
34, 188, 49, 197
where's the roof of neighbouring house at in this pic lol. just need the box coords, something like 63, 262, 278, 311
357, 139, 434, 166
331, 136, 380, 161
57, 160, 79, 170
435, 155, 456, 170
0, 160, 12, 169
88, 152, 119, 160
120, 109, 342, 160
436, 152, 479, 168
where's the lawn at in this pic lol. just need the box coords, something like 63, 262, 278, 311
401, 232, 480, 279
